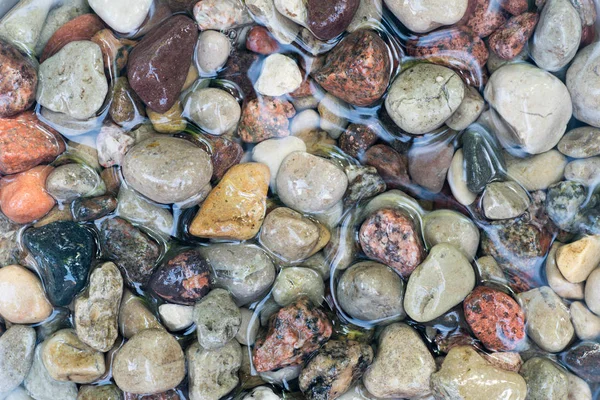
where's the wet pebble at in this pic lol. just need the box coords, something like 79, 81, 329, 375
343, 164, 386, 206
238, 96, 296, 143
570, 301, 600, 340
464, 0, 508, 38
0, 265, 52, 324
0, 0, 54, 55
147, 101, 186, 134
445, 85, 484, 131
116, 185, 173, 237
118, 290, 164, 339
0, 165, 56, 224
563, 341, 600, 382
363, 144, 410, 189
447, 149, 477, 205
193, 0, 252, 31
555, 235, 600, 283
318, 94, 349, 139
184, 87, 241, 136
489, 13, 538, 60
423, 209, 480, 260
567, 41, 600, 128
78, 385, 122, 400
187, 340, 242, 400
384, 0, 468, 32
24, 345, 78, 400
255, 54, 302, 97
558, 126, 600, 158
252, 136, 307, 189
245, 0, 300, 45
505, 150, 567, 191
88, 0, 151, 32
565, 157, 600, 186
158, 304, 194, 332
108, 77, 145, 127
339, 124, 378, 159
96, 124, 135, 168
545, 242, 585, 300
196, 30, 230, 74
0, 325, 36, 393
273, 267, 324, 306
40, 14, 105, 62
520, 357, 568, 400
546, 181, 588, 231
45, 163, 105, 203
246, 26, 280, 55
482, 181, 530, 220
408, 138, 454, 193
193, 288, 241, 350
71, 195, 117, 222
0, 40, 37, 117
586, 268, 600, 315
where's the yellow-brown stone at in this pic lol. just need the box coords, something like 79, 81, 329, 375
0, 265, 53, 324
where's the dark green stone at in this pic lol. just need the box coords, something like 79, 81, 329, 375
462, 125, 505, 193
23, 221, 95, 307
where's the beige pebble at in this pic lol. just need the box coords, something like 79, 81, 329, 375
505, 150, 567, 191
158, 304, 194, 332
586, 268, 600, 315
545, 242, 585, 300
570, 301, 600, 340
0, 265, 52, 324
118, 289, 163, 339
447, 149, 477, 206
556, 235, 600, 283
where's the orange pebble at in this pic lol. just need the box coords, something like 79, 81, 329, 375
0, 165, 56, 224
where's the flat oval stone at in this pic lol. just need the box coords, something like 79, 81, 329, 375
482, 181, 530, 220
558, 127, 600, 158
127, 15, 198, 113
0, 265, 53, 324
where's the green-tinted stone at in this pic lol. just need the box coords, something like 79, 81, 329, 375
462, 125, 505, 193
520, 357, 568, 400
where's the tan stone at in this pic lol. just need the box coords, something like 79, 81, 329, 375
41, 329, 105, 384
190, 163, 270, 240
147, 100, 186, 134
0, 265, 53, 324
556, 235, 600, 283
118, 289, 163, 339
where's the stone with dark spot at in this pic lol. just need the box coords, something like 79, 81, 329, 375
306, 0, 360, 41
563, 341, 600, 382
71, 195, 118, 222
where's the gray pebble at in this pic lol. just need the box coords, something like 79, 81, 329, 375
193, 289, 242, 350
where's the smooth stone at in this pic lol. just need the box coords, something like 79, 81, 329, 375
24, 346, 78, 400
255, 54, 302, 97
108, 77, 145, 128
146, 101, 186, 134
546, 243, 585, 300
158, 304, 194, 332
290, 109, 321, 136
300, 252, 330, 279
505, 150, 567, 191
558, 127, 600, 158
118, 290, 164, 339
407, 138, 454, 193
37, 41, 107, 120
344, 165, 386, 207
201, 244, 276, 306
22, 221, 94, 307
45, 163, 105, 202
546, 181, 588, 231
520, 357, 569, 400
565, 157, 600, 186
445, 85, 485, 131
337, 261, 405, 322
259, 365, 302, 387
235, 308, 259, 346
34, 0, 91, 56
447, 149, 477, 206
404, 244, 475, 322
431, 346, 527, 399
74, 262, 123, 352
0, 325, 36, 393
196, 30, 230, 74
245, 0, 300, 45
116, 185, 173, 238
71, 195, 117, 222
193, 289, 241, 350
193, 0, 252, 30
586, 268, 600, 315
517, 286, 574, 352
363, 323, 435, 398
89, 0, 151, 32
238, 96, 296, 143
383, 0, 468, 33
243, 386, 281, 400
422, 210, 480, 260
187, 340, 242, 400
41, 329, 105, 384
476, 255, 508, 285
482, 181, 530, 220
0, 265, 52, 324
570, 301, 600, 340
567, 373, 593, 400
184, 87, 240, 135
76, 384, 122, 400
318, 94, 349, 139
306, 0, 360, 40
252, 136, 307, 189
95, 124, 134, 168
189, 163, 270, 241
462, 125, 505, 193
277, 152, 348, 213
272, 267, 324, 307
563, 341, 600, 383
485, 63, 572, 154
122, 136, 212, 204
275, 0, 307, 25
0, 40, 37, 118
113, 329, 185, 394
555, 235, 600, 283
0, 0, 54, 54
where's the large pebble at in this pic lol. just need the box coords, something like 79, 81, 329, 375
555, 235, 600, 283
408, 138, 454, 193
558, 127, 600, 158
363, 323, 435, 398
189, 163, 270, 241
277, 152, 348, 213
0, 265, 52, 324
272, 267, 324, 306
422, 209, 479, 260
520, 357, 568, 400
23, 345, 78, 400
89, 0, 151, 32
252, 136, 307, 189
570, 301, 600, 340
236, 308, 260, 346
0, 0, 54, 54
505, 150, 567, 191
45, 163, 105, 202
74, 262, 123, 352
484, 63, 572, 154
385, 64, 464, 135
255, 54, 302, 97
71, 195, 117, 222
41, 329, 105, 384
545, 242, 585, 300
0, 325, 36, 393
37, 41, 107, 120
0, 165, 55, 224
187, 340, 242, 400
384, 0, 468, 33
0, 40, 37, 117
184, 88, 240, 135
193, 289, 241, 350
127, 15, 197, 113
431, 346, 527, 399
517, 286, 574, 352
122, 137, 212, 204
196, 30, 230, 74
275, 0, 307, 25
567, 42, 600, 128
482, 181, 530, 220
113, 329, 185, 394
404, 244, 475, 322
565, 157, 600, 186
118, 290, 163, 339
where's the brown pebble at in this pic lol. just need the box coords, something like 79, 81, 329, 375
339, 123, 378, 158
363, 144, 410, 189
246, 25, 279, 55
237, 96, 296, 143
465, 0, 508, 37
497, 0, 529, 15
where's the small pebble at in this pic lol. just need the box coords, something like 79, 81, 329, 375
193, 288, 242, 350
158, 304, 194, 332
255, 54, 303, 97
196, 30, 230, 74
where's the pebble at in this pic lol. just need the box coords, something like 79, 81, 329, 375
108, 77, 146, 128
184, 87, 241, 136
567, 373, 593, 400
313, 30, 390, 107
359, 208, 424, 277
567, 42, 600, 128
24, 345, 78, 400
482, 181, 530, 220
147, 101, 186, 134
275, 0, 307, 25
196, 30, 230, 74
489, 13, 539, 60
0, 165, 55, 224
193, 0, 252, 30
363, 323, 435, 398
520, 357, 569, 400
408, 138, 454, 193
445, 85, 485, 131
37, 41, 107, 120
88, 0, 151, 32
273, 267, 324, 306
517, 286, 574, 352
563, 341, 600, 383
116, 185, 173, 237
122, 137, 212, 204
34, 0, 90, 53
339, 124, 378, 159
23, 221, 94, 306
337, 261, 405, 322
0, 325, 36, 393
0, 265, 52, 324
318, 94, 349, 139
363, 144, 410, 189
40, 14, 105, 62
385, 64, 464, 135
77, 385, 122, 400
189, 163, 269, 240
565, 157, 600, 186
404, 244, 475, 322
546, 181, 588, 231
555, 235, 600, 283
447, 149, 477, 205
74, 262, 123, 352
45, 163, 105, 203
531, 0, 581, 71
384, 0, 468, 33
558, 126, 600, 158
71, 195, 117, 222
499, 0, 528, 15
252, 136, 307, 189
113, 329, 185, 395
299, 340, 373, 400
260, 207, 328, 263
570, 301, 600, 340
464, 0, 507, 38
277, 152, 348, 213
187, 340, 242, 400
118, 290, 164, 339
0, 40, 37, 117
235, 308, 259, 346
245, 0, 300, 45
0, 0, 54, 54
484, 63, 572, 154
253, 297, 332, 372
464, 126, 506, 194
347, 0, 383, 32
99, 217, 160, 287
545, 242, 585, 300
238, 96, 296, 143
505, 150, 567, 191
246, 26, 280, 55
431, 346, 527, 399
200, 244, 274, 306
243, 387, 281, 400
306, 0, 359, 40
41, 329, 105, 384
207, 136, 244, 181
127, 15, 197, 113
158, 304, 194, 332
193, 288, 241, 350
255, 54, 302, 97
423, 210, 479, 260
344, 165, 386, 207
586, 268, 600, 315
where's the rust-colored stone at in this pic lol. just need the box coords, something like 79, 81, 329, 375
489, 12, 538, 60
0, 39, 37, 117
0, 165, 55, 224
41, 14, 106, 62
339, 124, 378, 159
246, 25, 280, 55
464, 0, 508, 37
237, 96, 296, 143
